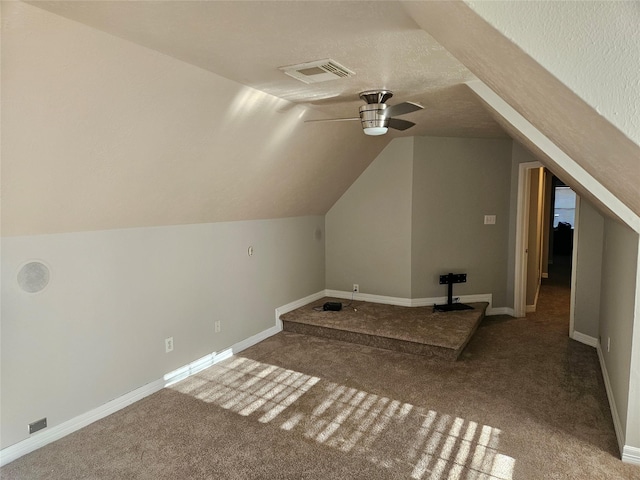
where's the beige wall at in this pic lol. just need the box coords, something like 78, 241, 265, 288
1, 216, 325, 449
1, 4, 333, 450
411, 137, 512, 303
5, 0, 640, 460
326, 136, 512, 305
573, 200, 604, 339
598, 218, 639, 442
325, 138, 414, 297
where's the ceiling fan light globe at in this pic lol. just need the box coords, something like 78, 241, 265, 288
363, 126, 388, 136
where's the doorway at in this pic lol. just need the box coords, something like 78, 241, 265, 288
548, 177, 576, 288
514, 163, 578, 322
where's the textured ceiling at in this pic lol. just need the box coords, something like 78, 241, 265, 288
5, 1, 637, 236
405, 1, 640, 222
29, 0, 507, 138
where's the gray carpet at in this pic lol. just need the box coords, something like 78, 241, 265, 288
281, 300, 488, 359
2, 280, 639, 479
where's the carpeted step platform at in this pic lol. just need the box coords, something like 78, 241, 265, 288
280, 298, 488, 360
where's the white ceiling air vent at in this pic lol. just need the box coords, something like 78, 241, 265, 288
279, 59, 355, 84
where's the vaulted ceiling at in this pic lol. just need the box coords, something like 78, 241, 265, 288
25, 0, 507, 138
3, 1, 638, 236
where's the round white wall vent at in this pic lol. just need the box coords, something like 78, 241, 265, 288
17, 261, 51, 294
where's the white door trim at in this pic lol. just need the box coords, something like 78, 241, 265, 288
569, 195, 581, 338
514, 161, 542, 317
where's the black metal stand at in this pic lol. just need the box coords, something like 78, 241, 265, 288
434, 273, 474, 312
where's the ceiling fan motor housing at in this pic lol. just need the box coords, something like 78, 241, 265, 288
303, 89, 420, 135
360, 90, 393, 105
359, 103, 389, 129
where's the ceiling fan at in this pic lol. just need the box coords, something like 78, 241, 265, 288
306, 90, 423, 136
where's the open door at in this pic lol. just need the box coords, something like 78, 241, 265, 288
524, 167, 547, 312
514, 161, 542, 317
515, 163, 578, 333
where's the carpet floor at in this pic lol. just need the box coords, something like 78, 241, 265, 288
281, 298, 488, 359
2, 273, 639, 479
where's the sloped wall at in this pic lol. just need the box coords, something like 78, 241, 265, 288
0, 2, 334, 451
1, 1, 387, 236
465, 0, 640, 146
404, 1, 640, 223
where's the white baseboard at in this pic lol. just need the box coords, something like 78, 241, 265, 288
596, 341, 625, 457
622, 445, 640, 465
232, 325, 280, 354
0, 288, 517, 467
0, 377, 164, 467
594, 341, 640, 464
488, 307, 515, 317
275, 291, 326, 328
325, 289, 413, 307
0, 317, 285, 467
325, 289, 493, 308
570, 331, 598, 348
525, 283, 542, 313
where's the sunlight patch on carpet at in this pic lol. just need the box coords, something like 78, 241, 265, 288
168, 356, 515, 479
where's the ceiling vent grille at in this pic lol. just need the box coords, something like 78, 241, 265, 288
279, 59, 355, 84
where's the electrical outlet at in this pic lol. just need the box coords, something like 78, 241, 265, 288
215, 320, 221, 333
353, 284, 359, 293
607, 337, 611, 352
165, 337, 174, 353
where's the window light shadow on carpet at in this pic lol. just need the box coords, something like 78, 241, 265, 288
168, 356, 515, 480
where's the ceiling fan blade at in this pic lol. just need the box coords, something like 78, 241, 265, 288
385, 101, 423, 118
388, 118, 416, 131
304, 117, 359, 123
